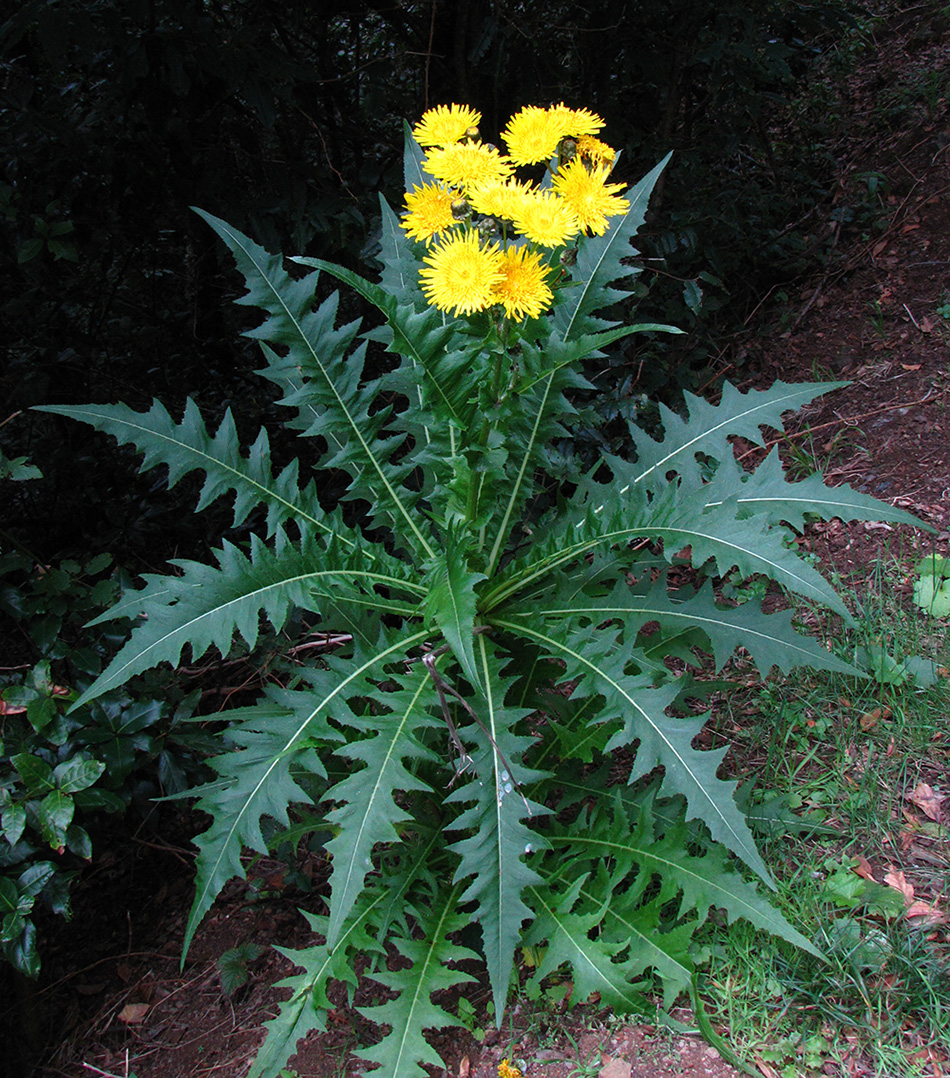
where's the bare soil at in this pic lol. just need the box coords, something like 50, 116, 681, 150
5, 5, 950, 1078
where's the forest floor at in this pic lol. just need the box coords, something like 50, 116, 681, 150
8, 6, 950, 1078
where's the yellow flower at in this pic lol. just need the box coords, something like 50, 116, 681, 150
510, 189, 579, 248
502, 105, 568, 166
412, 104, 481, 148
423, 141, 513, 192
498, 1061, 523, 1078
492, 245, 553, 320
548, 103, 605, 138
550, 158, 629, 235
576, 134, 616, 167
419, 230, 505, 316
401, 182, 458, 245
468, 178, 536, 222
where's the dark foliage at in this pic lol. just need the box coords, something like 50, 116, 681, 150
1, 0, 859, 565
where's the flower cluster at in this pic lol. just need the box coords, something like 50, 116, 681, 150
401, 103, 630, 320
497, 1061, 523, 1078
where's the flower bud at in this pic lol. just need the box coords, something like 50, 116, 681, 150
451, 198, 471, 221
559, 246, 578, 267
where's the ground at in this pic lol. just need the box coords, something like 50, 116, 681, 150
5, 7, 950, 1078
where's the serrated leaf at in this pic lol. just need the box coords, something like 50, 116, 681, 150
356, 882, 478, 1078
323, 669, 439, 947
250, 839, 435, 1078
491, 616, 769, 882
36, 399, 340, 543
512, 575, 858, 677
552, 154, 671, 342
702, 449, 928, 531
183, 626, 427, 959
422, 528, 486, 689
74, 534, 386, 708
446, 638, 550, 1015
194, 209, 435, 558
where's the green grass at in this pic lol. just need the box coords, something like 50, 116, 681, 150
706, 560, 950, 1076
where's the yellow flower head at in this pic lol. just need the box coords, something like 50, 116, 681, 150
576, 134, 616, 168
498, 1062, 523, 1078
502, 105, 569, 166
423, 141, 513, 192
401, 182, 458, 245
492, 245, 554, 321
551, 158, 629, 235
419, 230, 505, 316
510, 188, 579, 248
548, 103, 605, 138
469, 178, 536, 222
412, 104, 481, 148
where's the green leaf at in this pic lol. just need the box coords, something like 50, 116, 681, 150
524, 873, 654, 1013
356, 882, 479, 1078
446, 638, 550, 1016
53, 757, 105, 794
250, 836, 436, 1078
74, 533, 385, 708
422, 526, 486, 689
512, 575, 858, 678
626, 380, 848, 494
322, 668, 439, 947
2, 804, 26, 847
701, 449, 928, 531
491, 616, 770, 882
183, 626, 427, 959
37, 399, 343, 543
217, 942, 264, 995
194, 208, 435, 559
11, 754, 54, 796
552, 154, 672, 342
37, 790, 73, 850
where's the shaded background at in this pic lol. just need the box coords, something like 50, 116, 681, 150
1, 0, 860, 565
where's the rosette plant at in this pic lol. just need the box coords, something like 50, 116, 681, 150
40, 105, 920, 1077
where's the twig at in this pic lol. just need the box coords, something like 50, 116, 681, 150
735, 389, 941, 463
422, 649, 533, 815
902, 302, 921, 331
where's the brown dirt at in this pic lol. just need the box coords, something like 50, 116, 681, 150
5, 5, 950, 1078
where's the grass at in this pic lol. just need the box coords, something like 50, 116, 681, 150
706, 558, 950, 1076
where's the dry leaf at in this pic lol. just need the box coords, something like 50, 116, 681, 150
908, 782, 944, 822
860, 708, 881, 731
901, 363, 922, 371
872, 239, 889, 257
906, 900, 948, 923
118, 1002, 149, 1024
854, 856, 876, 882
599, 1056, 631, 1078
883, 868, 914, 904
458, 1055, 470, 1078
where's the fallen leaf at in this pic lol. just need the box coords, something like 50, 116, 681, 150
458, 1055, 470, 1078
118, 1002, 149, 1024
599, 1056, 631, 1078
854, 856, 876, 882
920, 316, 935, 333
906, 900, 948, 923
908, 782, 944, 822
901, 363, 922, 371
883, 868, 914, 904
872, 239, 889, 257
860, 708, 881, 731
